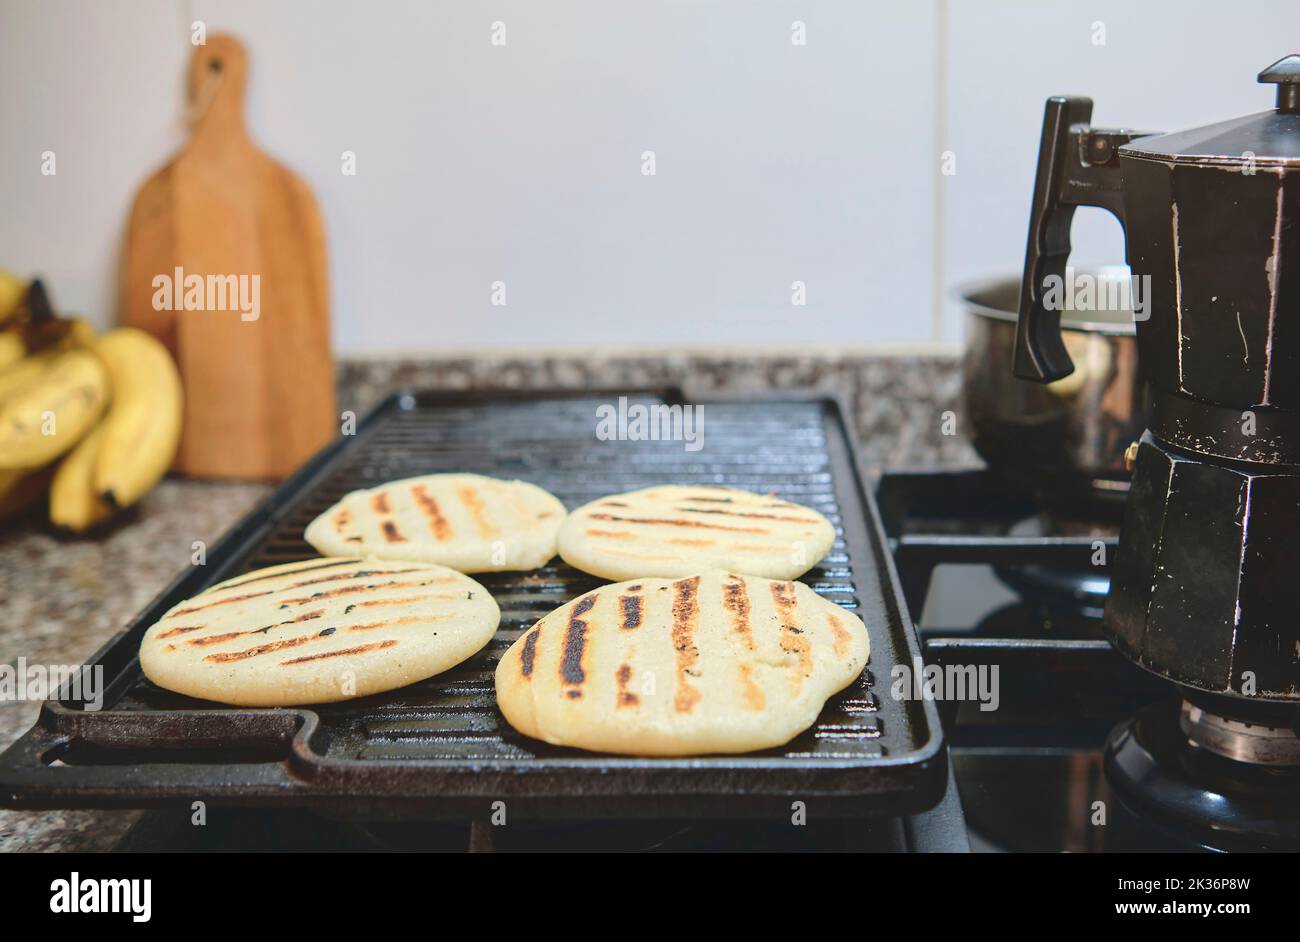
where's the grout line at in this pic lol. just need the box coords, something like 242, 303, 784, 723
930, 0, 951, 345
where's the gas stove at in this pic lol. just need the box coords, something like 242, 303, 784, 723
881, 467, 1300, 853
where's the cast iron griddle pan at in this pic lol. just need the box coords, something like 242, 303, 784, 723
0, 390, 946, 819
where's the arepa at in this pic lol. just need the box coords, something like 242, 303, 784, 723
556, 484, 835, 581
495, 570, 868, 756
140, 557, 500, 706
305, 473, 565, 573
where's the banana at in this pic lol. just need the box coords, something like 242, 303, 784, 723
0, 331, 26, 372
0, 348, 60, 402
0, 270, 24, 326
91, 327, 182, 508
63, 317, 97, 349
0, 348, 109, 471
49, 420, 112, 531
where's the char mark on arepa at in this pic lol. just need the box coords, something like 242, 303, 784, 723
155, 624, 205, 640
188, 631, 254, 647
279, 577, 450, 606
619, 594, 642, 630
770, 581, 812, 691
289, 567, 427, 588
738, 663, 765, 711
560, 595, 597, 694
586, 528, 635, 540
348, 614, 430, 632
616, 664, 639, 707
672, 506, 820, 524
343, 592, 459, 612
208, 558, 362, 593
172, 588, 277, 616
458, 485, 498, 538
520, 628, 540, 678
722, 574, 754, 648
827, 613, 852, 657
206, 566, 426, 607
186, 609, 324, 646
279, 640, 398, 665
204, 634, 319, 663
412, 485, 452, 541
585, 512, 767, 535
672, 576, 702, 713
770, 580, 799, 612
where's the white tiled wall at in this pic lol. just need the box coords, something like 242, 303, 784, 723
1, 0, 1295, 354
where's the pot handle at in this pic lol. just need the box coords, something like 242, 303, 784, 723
1014, 97, 1141, 382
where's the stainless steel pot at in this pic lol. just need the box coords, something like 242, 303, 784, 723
958, 266, 1146, 512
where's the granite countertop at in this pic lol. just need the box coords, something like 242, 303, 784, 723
0, 353, 973, 852
0, 479, 273, 851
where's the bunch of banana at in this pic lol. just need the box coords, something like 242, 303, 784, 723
50, 328, 183, 531
0, 271, 183, 530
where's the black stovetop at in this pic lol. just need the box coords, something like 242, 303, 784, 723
883, 467, 1300, 853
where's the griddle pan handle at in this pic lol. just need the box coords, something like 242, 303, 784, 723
1015, 96, 1139, 383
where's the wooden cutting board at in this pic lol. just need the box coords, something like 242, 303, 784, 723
121, 34, 336, 480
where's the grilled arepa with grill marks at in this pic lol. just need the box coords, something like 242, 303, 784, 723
305, 473, 565, 573
495, 570, 868, 756
140, 557, 500, 706
556, 484, 836, 581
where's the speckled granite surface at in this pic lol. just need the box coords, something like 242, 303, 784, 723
0, 353, 971, 852
337, 353, 975, 473
0, 479, 272, 852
